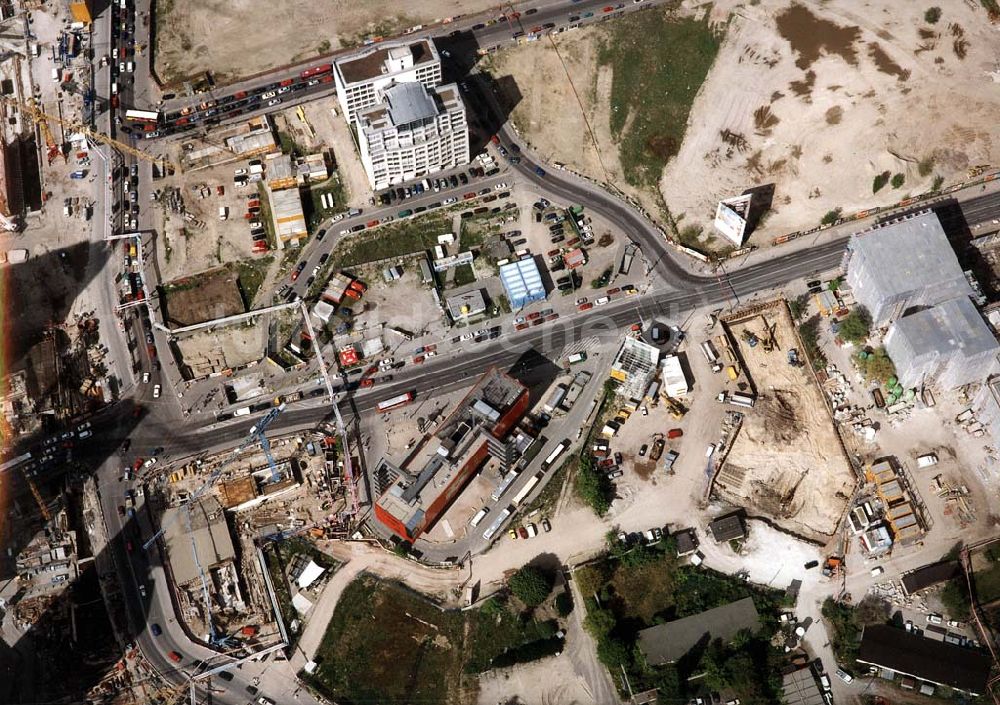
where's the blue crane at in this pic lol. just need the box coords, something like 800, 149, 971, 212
142, 403, 286, 550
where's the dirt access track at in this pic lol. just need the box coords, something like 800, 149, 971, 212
713, 300, 854, 542
154, 0, 501, 85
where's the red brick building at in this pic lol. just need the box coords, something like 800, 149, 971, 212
374, 368, 529, 541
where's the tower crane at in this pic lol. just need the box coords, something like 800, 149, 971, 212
0, 94, 178, 169
142, 402, 287, 551
299, 301, 361, 517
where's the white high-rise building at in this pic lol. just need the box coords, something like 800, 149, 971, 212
356, 82, 469, 190
333, 39, 442, 124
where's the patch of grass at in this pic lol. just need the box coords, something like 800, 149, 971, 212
924, 6, 942, 23
820, 208, 842, 226
598, 13, 721, 188
798, 315, 828, 370
579, 544, 785, 702
973, 561, 1000, 604
918, 156, 935, 177
981, 0, 1000, 19
932, 174, 945, 191
317, 39, 331, 53
872, 171, 890, 193
305, 176, 346, 230
256, 183, 278, 250
233, 256, 274, 307
277, 131, 307, 157
260, 539, 336, 653
891, 172, 905, 189
822, 598, 861, 666
306, 575, 464, 704
305, 574, 562, 704
575, 450, 613, 516
451, 263, 476, 288
330, 214, 450, 269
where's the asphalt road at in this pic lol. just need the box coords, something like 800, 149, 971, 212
68, 0, 1000, 700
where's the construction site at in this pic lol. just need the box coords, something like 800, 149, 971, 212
151, 410, 358, 649
711, 299, 855, 542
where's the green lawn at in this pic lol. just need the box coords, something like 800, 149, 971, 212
233, 256, 273, 307
331, 214, 450, 269
304, 574, 564, 704
598, 12, 721, 188
305, 176, 347, 230
451, 263, 477, 288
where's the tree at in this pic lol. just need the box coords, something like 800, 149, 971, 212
837, 309, 871, 344
820, 208, 842, 226
891, 173, 905, 188
872, 171, 890, 193
508, 566, 553, 608
575, 453, 613, 516
924, 6, 942, 23
555, 591, 574, 617
855, 347, 896, 382
788, 293, 809, 322
940, 578, 971, 621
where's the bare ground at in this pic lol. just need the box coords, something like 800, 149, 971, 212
491, 0, 1000, 250
715, 301, 854, 541
155, 0, 503, 84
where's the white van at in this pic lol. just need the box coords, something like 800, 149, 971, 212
51, 68, 59, 83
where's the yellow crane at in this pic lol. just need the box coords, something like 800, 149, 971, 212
1, 94, 178, 169
24, 471, 51, 522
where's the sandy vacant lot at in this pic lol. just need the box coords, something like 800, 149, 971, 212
715, 301, 854, 542
155, 0, 500, 84
495, 0, 1000, 250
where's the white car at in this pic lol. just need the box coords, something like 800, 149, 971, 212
261, 90, 276, 99
594, 296, 610, 306
870, 566, 884, 577
460, 332, 474, 341
267, 98, 282, 107
143, 457, 158, 469
234, 168, 248, 177
126, 61, 134, 73
835, 669, 854, 684
142, 372, 150, 384
78, 429, 92, 439
152, 384, 161, 399
278, 86, 291, 94
494, 182, 508, 190
443, 196, 457, 205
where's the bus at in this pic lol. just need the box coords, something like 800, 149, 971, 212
124, 109, 160, 124
540, 440, 570, 471
512, 473, 543, 506
490, 471, 519, 502
469, 507, 489, 528
300, 63, 333, 79
376, 391, 415, 413
482, 506, 512, 540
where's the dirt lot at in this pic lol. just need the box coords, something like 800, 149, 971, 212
175, 325, 267, 377
161, 266, 244, 327
154, 0, 502, 84
714, 300, 854, 542
493, 1, 1000, 250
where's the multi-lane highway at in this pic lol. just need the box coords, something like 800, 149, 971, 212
65, 0, 1000, 701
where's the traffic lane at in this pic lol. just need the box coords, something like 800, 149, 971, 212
495, 124, 700, 287
287, 174, 513, 296
98, 468, 250, 705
